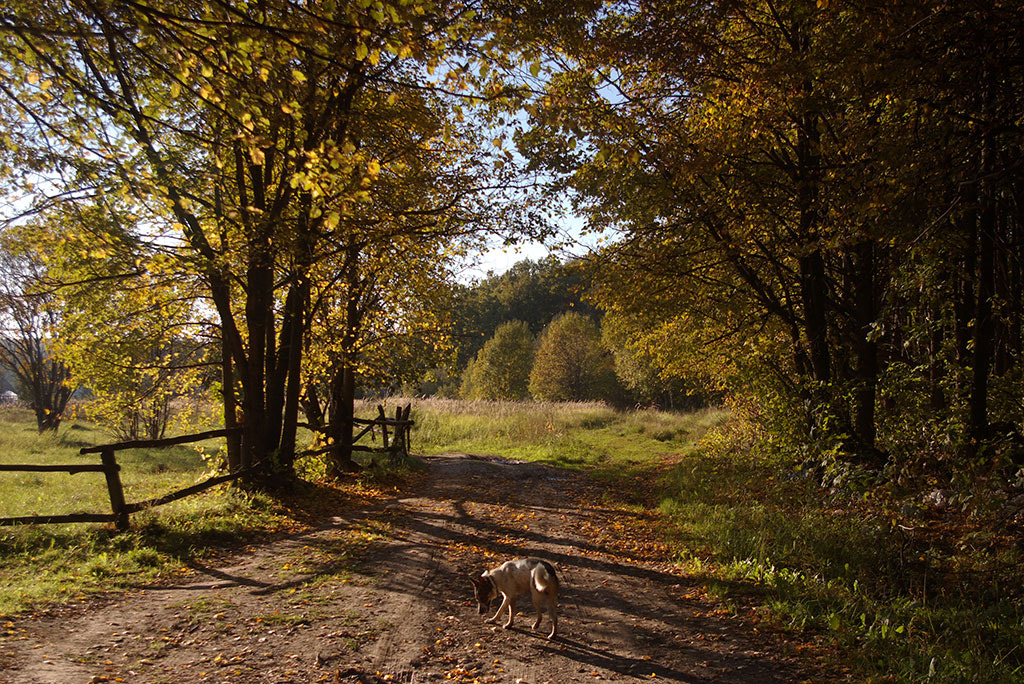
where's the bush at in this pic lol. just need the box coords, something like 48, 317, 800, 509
460, 320, 534, 400
529, 312, 619, 402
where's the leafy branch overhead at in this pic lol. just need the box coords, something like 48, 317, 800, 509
0, 0, 544, 480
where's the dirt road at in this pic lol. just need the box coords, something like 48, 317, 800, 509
0, 454, 826, 683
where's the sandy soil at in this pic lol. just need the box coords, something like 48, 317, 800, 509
0, 453, 831, 683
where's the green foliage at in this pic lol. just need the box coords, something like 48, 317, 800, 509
520, 0, 1024, 477
459, 320, 534, 400
0, 0, 541, 481
528, 312, 618, 402
660, 417, 1024, 683
46, 218, 209, 441
600, 312, 713, 409
451, 257, 595, 367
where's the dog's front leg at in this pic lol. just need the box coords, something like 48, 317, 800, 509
503, 596, 517, 629
486, 594, 509, 625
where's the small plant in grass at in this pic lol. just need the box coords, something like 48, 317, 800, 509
176, 595, 236, 616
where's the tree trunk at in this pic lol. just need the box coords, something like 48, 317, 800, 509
327, 245, 364, 477
277, 278, 308, 472
222, 337, 241, 472
928, 299, 947, 413
970, 152, 996, 443
327, 365, 360, 476
302, 384, 325, 433
240, 232, 277, 481
800, 250, 831, 385
851, 239, 878, 453
954, 184, 978, 388
795, 74, 830, 387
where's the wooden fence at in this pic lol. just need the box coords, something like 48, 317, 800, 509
0, 427, 246, 531
350, 404, 414, 459
1, 405, 415, 531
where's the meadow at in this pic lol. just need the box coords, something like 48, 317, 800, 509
0, 407, 297, 614
1, 400, 1022, 682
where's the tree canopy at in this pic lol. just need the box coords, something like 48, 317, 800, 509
0, 0, 542, 481
1, 0, 1022, 487
529, 311, 616, 402
460, 319, 534, 400
519, 0, 1024, 472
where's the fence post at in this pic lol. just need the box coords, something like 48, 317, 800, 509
393, 406, 403, 456
100, 449, 129, 531
377, 405, 390, 450
403, 403, 412, 456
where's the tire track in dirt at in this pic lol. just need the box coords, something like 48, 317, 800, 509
0, 454, 830, 683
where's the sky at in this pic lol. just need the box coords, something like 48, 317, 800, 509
458, 239, 553, 281
456, 210, 604, 282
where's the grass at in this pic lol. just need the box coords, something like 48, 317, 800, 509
367, 397, 726, 477
4, 399, 1022, 681
0, 409, 224, 519
654, 418, 1024, 683
0, 407, 378, 616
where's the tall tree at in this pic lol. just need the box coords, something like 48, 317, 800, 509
529, 311, 615, 402
461, 319, 534, 400
520, 0, 1024, 468
0, 0, 531, 482
0, 227, 74, 432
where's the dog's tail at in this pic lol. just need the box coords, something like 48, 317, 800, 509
534, 559, 559, 594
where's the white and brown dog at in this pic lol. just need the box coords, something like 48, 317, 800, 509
471, 557, 559, 639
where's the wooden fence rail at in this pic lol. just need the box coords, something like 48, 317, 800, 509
2, 406, 416, 530
0, 464, 108, 474
301, 404, 414, 460
0, 426, 245, 531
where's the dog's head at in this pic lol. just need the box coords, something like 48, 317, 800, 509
470, 573, 496, 614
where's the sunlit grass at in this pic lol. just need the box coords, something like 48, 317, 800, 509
360, 397, 727, 476
0, 408, 229, 519
0, 408, 303, 616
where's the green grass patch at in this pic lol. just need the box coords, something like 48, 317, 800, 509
658, 419, 1024, 683
0, 411, 230, 519
0, 405, 424, 617
0, 487, 291, 616
377, 397, 726, 478
0, 410, 336, 616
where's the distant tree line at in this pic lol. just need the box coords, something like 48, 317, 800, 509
418, 256, 704, 409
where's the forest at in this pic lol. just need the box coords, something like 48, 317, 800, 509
2, 0, 1022, 483
1, 1, 1023, 682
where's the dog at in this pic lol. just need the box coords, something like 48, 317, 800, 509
471, 557, 559, 639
